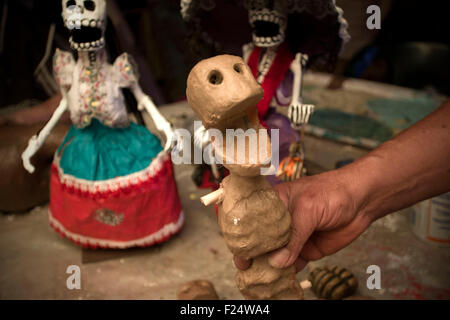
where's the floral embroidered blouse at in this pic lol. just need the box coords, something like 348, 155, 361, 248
53, 49, 138, 128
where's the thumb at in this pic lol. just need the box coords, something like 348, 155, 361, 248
268, 225, 313, 269
268, 183, 315, 269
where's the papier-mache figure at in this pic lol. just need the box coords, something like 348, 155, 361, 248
21, 0, 183, 248
182, 0, 349, 184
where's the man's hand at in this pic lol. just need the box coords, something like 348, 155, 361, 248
234, 169, 372, 272
236, 99, 450, 273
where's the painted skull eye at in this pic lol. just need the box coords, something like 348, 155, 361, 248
208, 70, 223, 85
66, 0, 76, 8
233, 63, 243, 74
84, 0, 96, 11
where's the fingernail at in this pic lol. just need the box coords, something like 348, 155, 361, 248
268, 248, 291, 269
234, 256, 251, 270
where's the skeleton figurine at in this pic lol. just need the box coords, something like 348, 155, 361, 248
183, 0, 349, 184
244, 0, 314, 127
244, 0, 313, 181
187, 55, 303, 300
21, 0, 184, 248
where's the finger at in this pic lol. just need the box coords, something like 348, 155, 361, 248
273, 182, 291, 209
268, 224, 314, 269
234, 256, 252, 271
298, 237, 327, 262
268, 197, 316, 269
294, 257, 308, 273
300, 105, 305, 123
300, 215, 370, 261
305, 105, 313, 123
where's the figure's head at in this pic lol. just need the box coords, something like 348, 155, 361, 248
248, 0, 287, 47
61, 0, 106, 51
186, 55, 263, 129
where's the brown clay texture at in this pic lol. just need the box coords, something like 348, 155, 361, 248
177, 280, 220, 300
218, 175, 291, 259
186, 55, 303, 300
236, 255, 303, 300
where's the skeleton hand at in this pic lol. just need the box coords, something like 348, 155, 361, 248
193, 124, 210, 150
194, 124, 215, 164
288, 104, 315, 129
193, 124, 220, 178
170, 126, 186, 154
137, 94, 181, 152
162, 125, 174, 152
162, 124, 186, 154
22, 135, 42, 173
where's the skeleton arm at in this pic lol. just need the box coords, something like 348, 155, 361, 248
194, 125, 220, 179
242, 43, 254, 64
288, 53, 314, 128
131, 84, 175, 152
291, 53, 303, 106
22, 96, 68, 173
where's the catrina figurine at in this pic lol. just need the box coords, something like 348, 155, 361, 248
182, 0, 350, 184
21, 0, 183, 249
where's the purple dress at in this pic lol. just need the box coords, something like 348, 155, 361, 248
265, 70, 300, 185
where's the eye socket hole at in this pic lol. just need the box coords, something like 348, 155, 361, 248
233, 63, 243, 73
84, 0, 96, 11
66, 0, 76, 8
208, 70, 223, 85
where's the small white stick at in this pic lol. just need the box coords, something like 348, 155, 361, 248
200, 188, 224, 206
290, 53, 303, 105
300, 280, 312, 290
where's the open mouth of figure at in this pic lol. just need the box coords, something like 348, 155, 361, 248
249, 11, 286, 47
67, 21, 105, 50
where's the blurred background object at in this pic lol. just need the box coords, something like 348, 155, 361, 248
0, 0, 449, 300
339, 0, 450, 95
1, 0, 449, 111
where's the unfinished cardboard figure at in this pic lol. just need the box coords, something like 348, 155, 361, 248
182, 0, 349, 185
20, 0, 183, 248
186, 55, 302, 300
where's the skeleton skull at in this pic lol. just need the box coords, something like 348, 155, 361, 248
61, 0, 106, 51
248, 0, 287, 47
186, 55, 263, 130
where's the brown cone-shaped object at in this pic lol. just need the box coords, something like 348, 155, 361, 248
177, 280, 220, 300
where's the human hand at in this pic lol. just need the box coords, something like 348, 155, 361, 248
234, 169, 372, 272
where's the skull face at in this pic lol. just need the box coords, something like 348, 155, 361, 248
186, 55, 263, 130
61, 0, 106, 51
248, 0, 287, 47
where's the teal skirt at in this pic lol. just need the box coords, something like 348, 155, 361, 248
57, 119, 163, 181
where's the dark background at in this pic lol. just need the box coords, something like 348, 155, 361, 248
0, 0, 449, 108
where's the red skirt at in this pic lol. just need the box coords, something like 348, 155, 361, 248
49, 151, 183, 249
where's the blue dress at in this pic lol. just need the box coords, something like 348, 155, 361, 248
58, 118, 162, 181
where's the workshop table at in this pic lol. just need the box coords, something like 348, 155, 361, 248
0, 74, 448, 299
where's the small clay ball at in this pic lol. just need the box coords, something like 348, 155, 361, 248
177, 280, 219, 300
